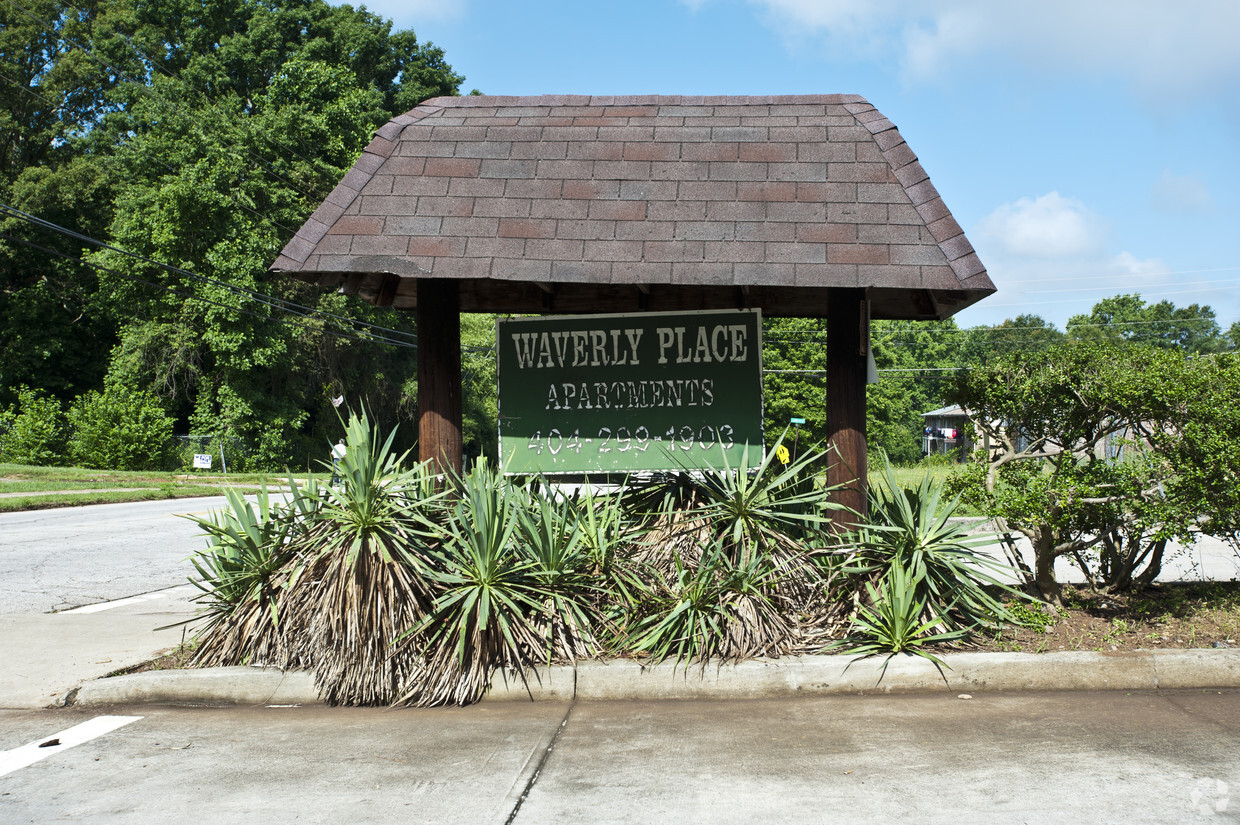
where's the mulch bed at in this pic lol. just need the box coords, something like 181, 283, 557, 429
965, 582, 1240, 654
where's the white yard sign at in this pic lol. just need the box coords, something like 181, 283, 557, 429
192, 454, 212, 469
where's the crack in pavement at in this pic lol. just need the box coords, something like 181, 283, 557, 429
502, 702, 575, 825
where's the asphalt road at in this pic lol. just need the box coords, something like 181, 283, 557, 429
0, 497, 225, 614
3, 493, 1237, 617
1, 691, 1238, 824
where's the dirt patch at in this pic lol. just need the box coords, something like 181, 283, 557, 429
966, 582, 1240, 654
106, 642, 199, 677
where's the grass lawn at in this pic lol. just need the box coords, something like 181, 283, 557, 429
2, 460, 972, 513
0, 463, 327, 512
872, 461, 965, 491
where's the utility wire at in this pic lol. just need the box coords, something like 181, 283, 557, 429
1, 210, 493, 355
0, 230, 415, 349
0, 67, 304, 241
764, 368, 964, 374
984, 282, 1240, 308
1022, 276, 1240, 295
0, 203, 420, 345
766, 314, 1227, 348
992, 266, 1240, 285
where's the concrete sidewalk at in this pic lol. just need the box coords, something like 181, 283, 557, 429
6, 583, 1240, 710
0, 586, 199, 709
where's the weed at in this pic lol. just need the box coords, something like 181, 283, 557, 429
1006, 600, 1057, 634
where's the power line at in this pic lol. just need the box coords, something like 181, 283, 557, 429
993, 266, 1240, 285
764, 368, 964, 375
1, 208, 495, 355
983, 281, 1240, 308
0, 203, 420, 345
765, 314, 1226, 348
1023, 277, 1240, 295
0, 230, 414, 349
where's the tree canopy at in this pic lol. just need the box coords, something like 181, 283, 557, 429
1, 0, 464, 468
1066, 293, 1225, 353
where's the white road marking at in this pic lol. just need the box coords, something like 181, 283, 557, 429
62, 585, 197, 614
0, 715, 141, 777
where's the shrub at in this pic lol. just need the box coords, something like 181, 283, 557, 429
0, 386, 66, 465
189, 486, 304, 668
276, 410, 446, 706
67, 383, 176, 470
852, 457, 1027, 635
186, 420, 1039, 705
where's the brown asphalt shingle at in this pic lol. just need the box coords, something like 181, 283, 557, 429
272, 95, 994, 319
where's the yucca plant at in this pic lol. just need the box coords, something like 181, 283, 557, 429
623, 538, 792, 666
396, 459, 551, 706
833, 561, 968, 682
633, 434, 840, 569
517, 487, 602, 663
187, 485, 298, 668
275, 408, 448, 706
624, 436, 852, 652
847, 456, 1029, 635
572, 483, 644, 593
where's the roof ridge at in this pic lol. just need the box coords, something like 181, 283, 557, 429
422, 93, 870, 108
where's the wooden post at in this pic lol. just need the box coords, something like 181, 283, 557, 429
826, 287, 868, 525
417, 278, 463, 477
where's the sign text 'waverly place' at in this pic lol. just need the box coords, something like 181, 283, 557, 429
497, 309, 764, 473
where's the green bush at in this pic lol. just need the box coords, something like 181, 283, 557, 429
66, 383, 176, 470
0, 387, 66, 465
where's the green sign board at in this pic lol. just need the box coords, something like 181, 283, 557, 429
497, 309, 764, 474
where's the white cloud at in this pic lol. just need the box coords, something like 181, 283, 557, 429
976, 192, 1107, 259
1110, 251, 1171, 281
746, 0, 1240, 96
961, 193, 1195, 326
1151, 170, 1216, 214
957, 249, 1177, 328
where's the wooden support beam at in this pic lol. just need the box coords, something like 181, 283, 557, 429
417, 279, 463, 478
375, 273, 400, 308
826, 287, 869, 527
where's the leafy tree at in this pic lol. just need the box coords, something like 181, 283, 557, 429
866, 319, 959, 463
957, 314, 1064, 368
949, 342, 1203, 604
1066, 294, 1224, 353
460, 314, 498, 465
0, 0, 138, 404
1141, 352, 1240, 555
1, 0, 466, 469
762, 317, 829, 451
761, 317, 961, 465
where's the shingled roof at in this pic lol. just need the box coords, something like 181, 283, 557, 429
272, 94, 994, 320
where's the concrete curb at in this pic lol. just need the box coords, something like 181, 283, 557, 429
72, 667, 321, 707
69, 649, 1240, 707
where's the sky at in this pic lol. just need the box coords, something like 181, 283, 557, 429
352, 0, 1240, 330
